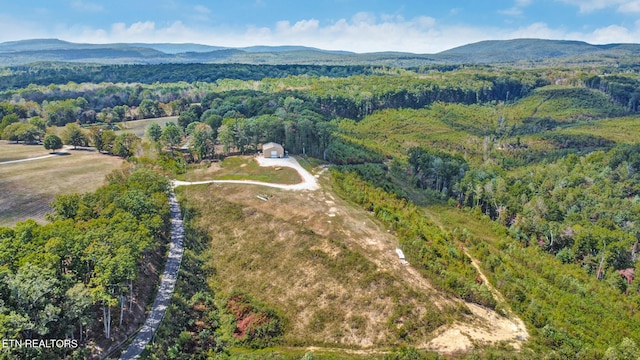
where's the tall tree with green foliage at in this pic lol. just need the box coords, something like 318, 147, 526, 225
113, 133, 139, 158
138, 99, 163, 119
61, 123, 88, 149
43, 133, 63, 153
161, 122, 182, 153
190, 123, 215, 161
146, 122, 162, 143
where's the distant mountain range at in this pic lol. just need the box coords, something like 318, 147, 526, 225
1, 38, 639, 66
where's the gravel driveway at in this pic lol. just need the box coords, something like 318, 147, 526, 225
173, 156, 319, 191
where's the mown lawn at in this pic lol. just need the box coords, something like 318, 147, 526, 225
182, 156, 302, 184
0, 147, 124, 226
0, 141, 51, 162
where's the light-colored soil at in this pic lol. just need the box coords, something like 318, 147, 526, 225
425, 251, 529, 353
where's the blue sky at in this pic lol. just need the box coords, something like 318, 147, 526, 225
1, 0, 639, 53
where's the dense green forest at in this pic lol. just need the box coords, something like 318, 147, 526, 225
0, 63, 378, 91
0, 168, 171, 359
3, 60, 640, 358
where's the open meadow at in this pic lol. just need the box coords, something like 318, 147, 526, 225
115, 116, 178, 137
0, 142, 52, 162
170, 168, 527, 355
0, 142, 124, 226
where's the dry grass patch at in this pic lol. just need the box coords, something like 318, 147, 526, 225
179, 181, 463, 350
0, 141, 52, 162
0, 149, 124, 226
115, 116, 178, 137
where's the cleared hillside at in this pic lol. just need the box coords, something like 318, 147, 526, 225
166, 171, 528, 356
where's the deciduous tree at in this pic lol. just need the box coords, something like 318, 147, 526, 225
62, 123, 88, 149
43, 134, 63, 153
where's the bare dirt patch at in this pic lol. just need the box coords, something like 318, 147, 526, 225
425, 251, 529, 353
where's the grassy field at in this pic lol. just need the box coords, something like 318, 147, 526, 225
175, 169, 528, 355
502, 86, 626, 124
339, 108, 474, 159
0, 141, 52, 162
0, 143, 124, 227
182, 156, 302, 184
115, 116, 178, 137
179, 180, 455, 350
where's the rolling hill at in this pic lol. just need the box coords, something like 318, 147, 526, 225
1, 38, 639, 66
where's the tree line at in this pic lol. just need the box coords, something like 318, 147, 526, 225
0, 63, 378, 91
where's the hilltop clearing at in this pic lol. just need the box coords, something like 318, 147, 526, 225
171, 161, 528, 355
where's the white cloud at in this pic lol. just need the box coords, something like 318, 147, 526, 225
111, 21, 156, 37
191, 5, 212, 22
618, 0, 640, 12
276, 19, 320, 33
499, 7, 524, 16
351, 12, 377, 25
69, 0, 104, 13
194, 5, 211, 14
500, 0, 533, 17
556, 0, 640, 13
591, 24, 634, 42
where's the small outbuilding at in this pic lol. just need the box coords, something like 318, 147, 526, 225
262, 142, 284, 158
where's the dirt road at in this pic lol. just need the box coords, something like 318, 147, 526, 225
172, 156, 319, 191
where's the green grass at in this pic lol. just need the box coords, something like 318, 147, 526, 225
339, 108, 474, 159
503, 86, 626, 125
182, 156, 302, 184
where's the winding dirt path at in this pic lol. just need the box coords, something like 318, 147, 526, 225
172, 157, 319, 191
122, 156, 528, 356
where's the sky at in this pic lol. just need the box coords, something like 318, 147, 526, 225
1, 0, 640, 53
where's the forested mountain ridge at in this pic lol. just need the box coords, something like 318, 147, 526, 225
2, 38, 640, 66
439, 38, 640, 62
